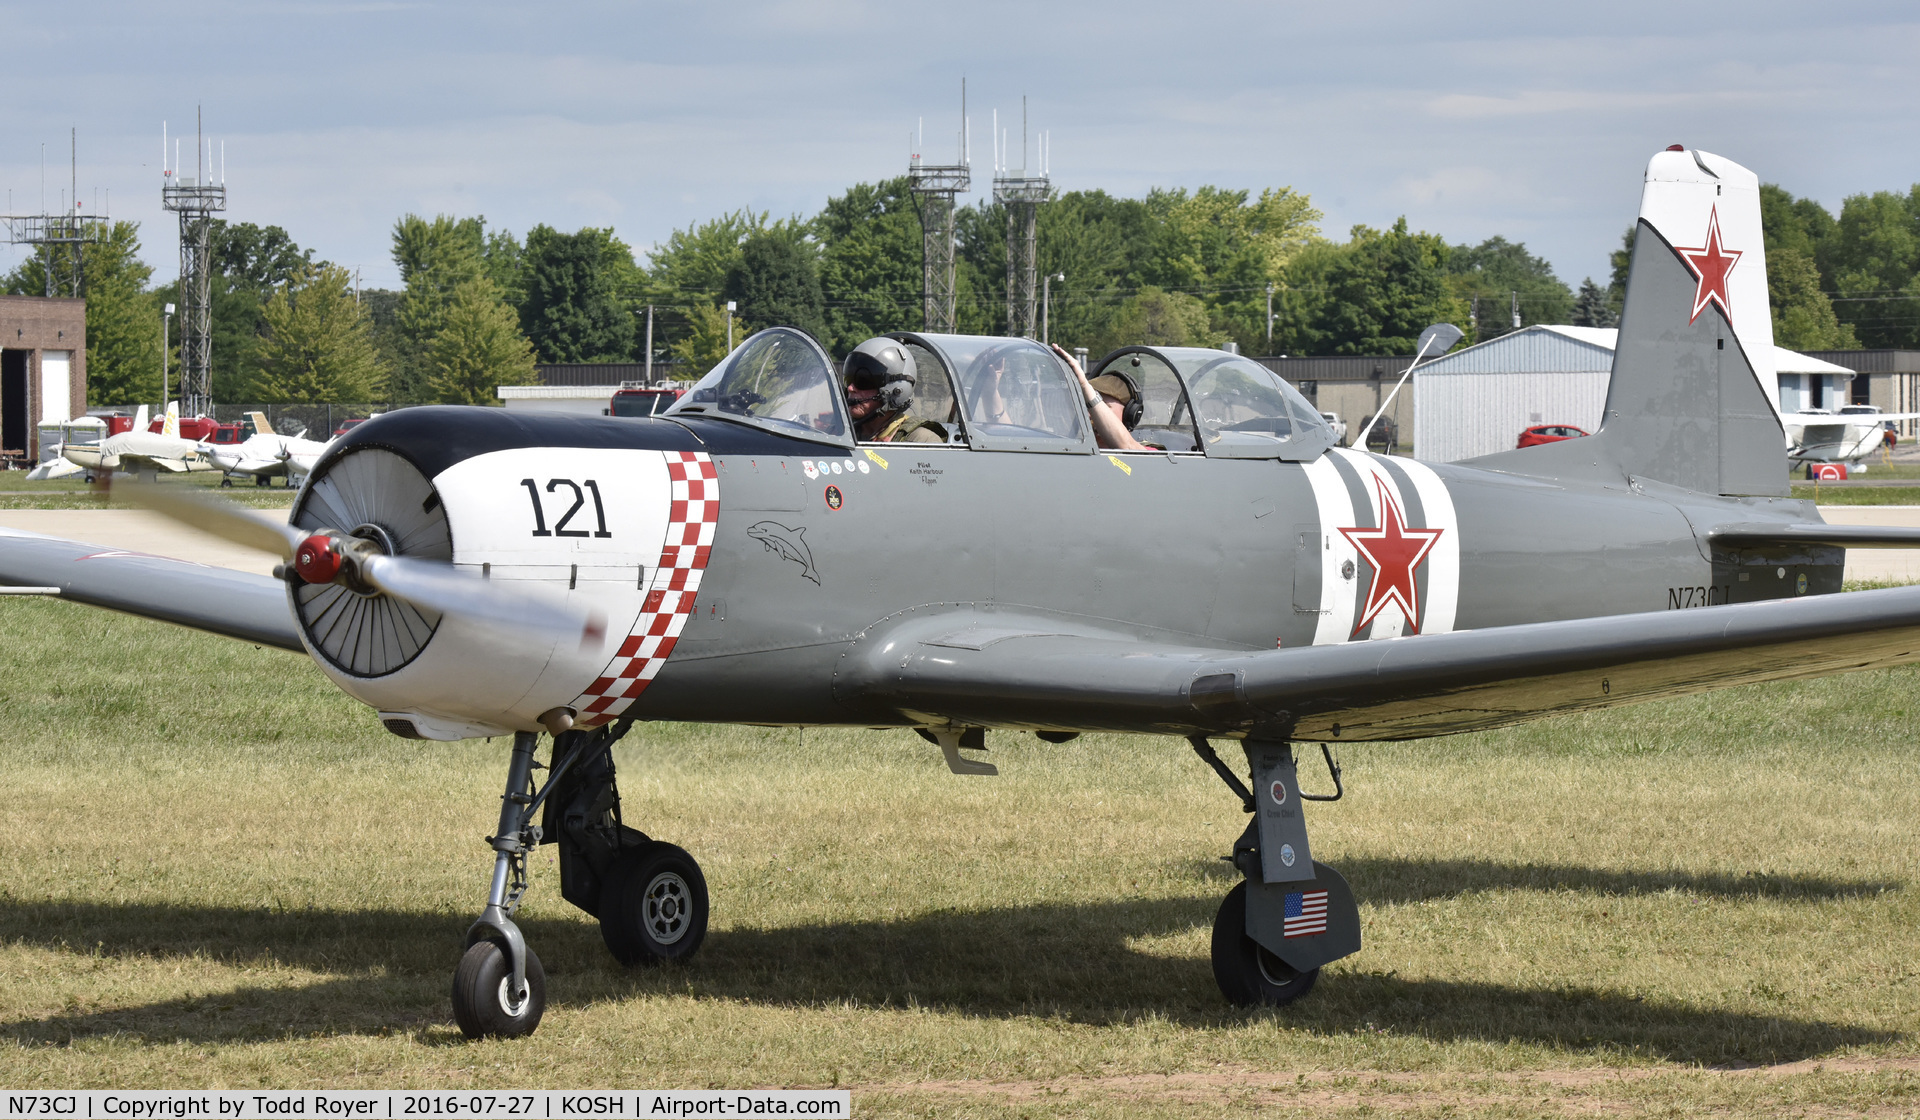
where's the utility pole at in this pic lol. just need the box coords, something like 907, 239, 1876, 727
644, 304, 654, 384
1041, 272, 1063, 345
162, 303, 175, 404
1510, 290, 1521, 329
725, 301, 736, 352
1265, 283, 1274, 349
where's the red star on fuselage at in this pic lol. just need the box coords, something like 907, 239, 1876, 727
1339, 478, 1443, 637
1674, 205, 1742, 325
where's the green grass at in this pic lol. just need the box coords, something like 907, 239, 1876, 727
0, 469, 297, 510
1, 598, 1918, 1116
1795, 484, 1920, 505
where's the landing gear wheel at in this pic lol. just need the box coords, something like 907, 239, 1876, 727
599, 842, 709, 965
1210, 882, 1319, 1008
451, 938, 547, 1039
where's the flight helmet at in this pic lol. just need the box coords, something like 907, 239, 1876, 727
844, 338, 918, 413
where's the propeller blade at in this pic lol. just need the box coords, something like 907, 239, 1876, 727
116, 478, 302, 558
359, 554, 607, 647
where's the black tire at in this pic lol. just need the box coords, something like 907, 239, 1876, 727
1210, 882, 1319, 1008
599, 841, 709, 966
451, 938, 547, 1039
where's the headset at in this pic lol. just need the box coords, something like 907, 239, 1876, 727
1102, 362, 1145, 429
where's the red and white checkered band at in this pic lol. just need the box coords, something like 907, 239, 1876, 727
572, 450, 718, 724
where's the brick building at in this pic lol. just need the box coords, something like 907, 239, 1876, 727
0, 295, 87, 465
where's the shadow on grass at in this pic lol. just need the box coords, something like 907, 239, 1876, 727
0, 895, 1894, 1065
1187, 856, 1901, 902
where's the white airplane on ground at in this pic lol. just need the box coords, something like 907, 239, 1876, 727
60, 403, 213, 478
1782, 405, 1919, 470
201, 411, 333, 488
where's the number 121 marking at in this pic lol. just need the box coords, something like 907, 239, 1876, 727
521, 478, 612, 538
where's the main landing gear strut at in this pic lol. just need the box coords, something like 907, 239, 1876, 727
450, 718, 710, 1039
1190, 736, 1363, 1007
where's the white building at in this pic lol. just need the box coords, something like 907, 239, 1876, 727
495, 385, 620, 416
1411, 325, 1854, 462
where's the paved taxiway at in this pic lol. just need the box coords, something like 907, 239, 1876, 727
4, 505, 1919, 583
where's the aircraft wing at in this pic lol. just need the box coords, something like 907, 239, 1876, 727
836, 586, 1920, 742
0, 527, 302, 651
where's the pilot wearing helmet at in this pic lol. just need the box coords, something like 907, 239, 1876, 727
1052, 343, 1150, 451
844, 337, 947, 444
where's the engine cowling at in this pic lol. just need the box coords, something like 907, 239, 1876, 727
289, 440, 718, 739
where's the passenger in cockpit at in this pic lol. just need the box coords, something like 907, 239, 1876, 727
843, 338, 947, 444
1053, 344, 1149, 451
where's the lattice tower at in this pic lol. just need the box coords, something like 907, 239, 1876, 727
161, 114, 226, 418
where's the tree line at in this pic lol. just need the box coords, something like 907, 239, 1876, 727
12, 175, 1919, 407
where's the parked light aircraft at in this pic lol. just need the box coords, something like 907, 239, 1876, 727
59, 402, 211, 478
201, 411, 333, 488
1783, 405, 1919, 468
11, 146, 1920, 1040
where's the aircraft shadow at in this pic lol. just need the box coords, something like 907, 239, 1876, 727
0, 898, 1892, 1064
1187, 854, 1902, 903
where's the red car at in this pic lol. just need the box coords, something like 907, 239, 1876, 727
1516, 423, 1589, 449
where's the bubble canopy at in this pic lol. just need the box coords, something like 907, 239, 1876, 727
1094, 347, 1335, 461
664, 328, 852, 446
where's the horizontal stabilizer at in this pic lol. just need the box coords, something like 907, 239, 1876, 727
1710, 523, 1920, 549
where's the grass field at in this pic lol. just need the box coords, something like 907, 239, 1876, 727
0, 470, 296, 510
2, 598, 1918, 1116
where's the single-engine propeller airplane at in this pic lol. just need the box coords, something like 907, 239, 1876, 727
11, 146, 1920, 1039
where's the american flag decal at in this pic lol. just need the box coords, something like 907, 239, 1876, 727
1283, 889, 1329, 938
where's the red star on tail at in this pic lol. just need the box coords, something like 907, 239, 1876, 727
1339, 478, 1443, 637
1675, 205, 1742, 325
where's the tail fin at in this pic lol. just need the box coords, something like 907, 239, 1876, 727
1476, 148, 1785, 497
247, 410, 275, 436
162, 400, 180, 439
133, 404, 150, 433
1600, 147, 1783, 496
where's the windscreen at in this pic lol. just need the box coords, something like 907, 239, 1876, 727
934, 336, 1086, 443
665, 328, 847, 440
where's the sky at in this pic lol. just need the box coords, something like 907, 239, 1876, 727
3, 1, 1917, 296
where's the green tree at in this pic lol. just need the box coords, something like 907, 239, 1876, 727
425, 279, 539, 404
1279, 219, 1463, 355
6, 221, 163, 406
1090, 286, 1223, 352
669, 304, 737, 372
1770, 247, 1857, 349
1570, 278, 1617, 328
1031, 190, 1156, 351
1819, 186, 1920, 348
520, 225, 634, 362
254, 264, 388, 402
723, 232, 825, 342
1607, 226, 1633, 317
814, 179, 924, 351
1445, 236, 1573, 341
391, 214, 487, 399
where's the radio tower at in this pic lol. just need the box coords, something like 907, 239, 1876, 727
993, 98, 1050, 339
2, 130, 109, 297
161, 109, 225, 418
908, 82, 971, 333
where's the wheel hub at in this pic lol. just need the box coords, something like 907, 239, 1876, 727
645, 871, 691, 944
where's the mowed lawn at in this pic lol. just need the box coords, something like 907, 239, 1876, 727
1, 598, 1918, 1117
